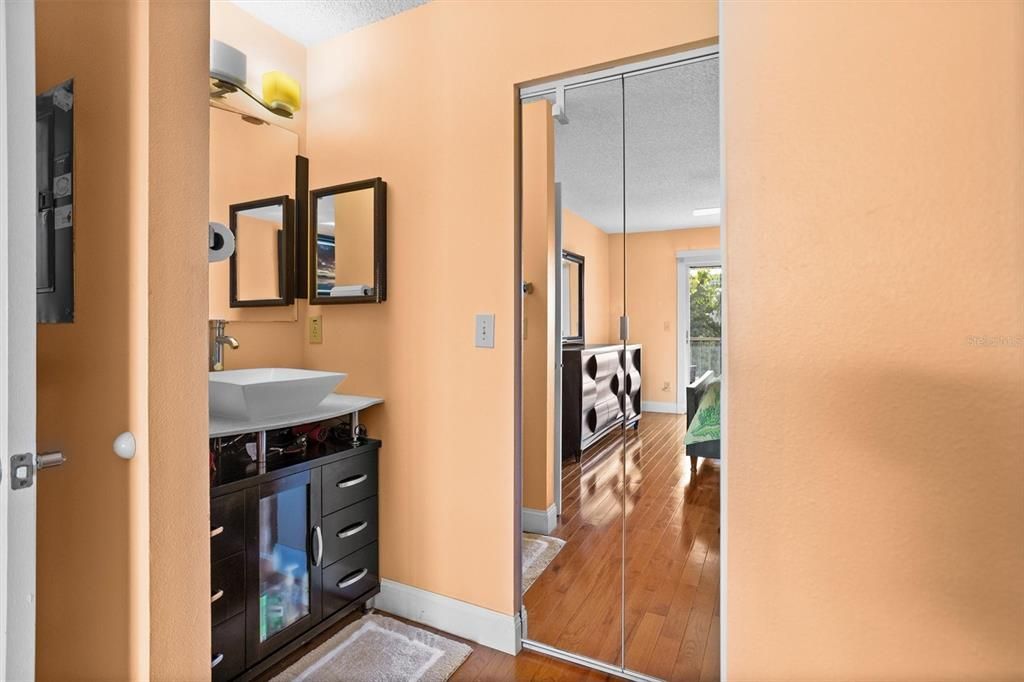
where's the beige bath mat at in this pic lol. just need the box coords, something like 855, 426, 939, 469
522, 532, 566, 593
272, 614, 471, 682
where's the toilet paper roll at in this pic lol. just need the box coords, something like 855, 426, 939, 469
208, 222, 234, 262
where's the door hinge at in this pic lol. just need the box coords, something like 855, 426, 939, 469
619, 315, 630, 342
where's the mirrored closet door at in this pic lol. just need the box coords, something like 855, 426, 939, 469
621, 54, 721, 681
520, 74, 626, 669
520, 46, 721, 682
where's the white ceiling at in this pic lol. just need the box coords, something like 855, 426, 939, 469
230, 0, 428, 47
536, 57, 720, 233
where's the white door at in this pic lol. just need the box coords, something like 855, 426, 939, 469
1, 1, 37, 679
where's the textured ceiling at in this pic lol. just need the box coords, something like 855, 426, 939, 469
533, 57, 719, 233
230, 0, 428, 47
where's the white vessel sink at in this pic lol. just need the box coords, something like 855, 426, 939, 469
209, 368, 347, 421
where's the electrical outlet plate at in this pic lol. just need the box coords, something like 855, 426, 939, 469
309, 315, 323, 344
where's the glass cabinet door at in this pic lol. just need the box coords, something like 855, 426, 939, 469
246, 469, 322, 664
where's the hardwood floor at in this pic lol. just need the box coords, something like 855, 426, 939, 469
524, 412, 720, 682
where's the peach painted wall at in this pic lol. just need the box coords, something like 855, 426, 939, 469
235, 215, 285, 300
209, 106, 298, 322
34, 1, 209, 680
522, 100, 555, 512
145, 2, 210, 678
302, 0, 718, 614
723, 1, 1024, 680
331, 190, 376, 287
609, 227, 719, 404
562, 209, 612, 346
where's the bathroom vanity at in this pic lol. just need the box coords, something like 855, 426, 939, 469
209, 396, 383, 681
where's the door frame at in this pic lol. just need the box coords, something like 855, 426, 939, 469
516, 43, 722, 679
676, 248, 721, 411
1, 0, 38, 678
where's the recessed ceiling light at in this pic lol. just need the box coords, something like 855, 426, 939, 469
692, 207, 720, 217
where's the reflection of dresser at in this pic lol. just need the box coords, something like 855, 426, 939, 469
562, 344, 642, 462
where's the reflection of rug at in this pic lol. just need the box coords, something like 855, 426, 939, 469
272, 614, 471, 682
523, 533, 567, 593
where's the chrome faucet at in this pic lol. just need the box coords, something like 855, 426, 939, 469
209, 319, 239, 371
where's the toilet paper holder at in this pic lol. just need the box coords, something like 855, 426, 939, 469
209, 221, 235, 263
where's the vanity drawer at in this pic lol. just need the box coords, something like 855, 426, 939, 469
322, 452, 377, 515
322, 542, 379, 616
210, 552, 245, 626
210, 491, 244, 562
322, 496, 378, 566
211, 611, 245, 682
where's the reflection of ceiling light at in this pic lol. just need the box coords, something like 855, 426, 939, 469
693, 207, 720, 216
320, 221, 335, 226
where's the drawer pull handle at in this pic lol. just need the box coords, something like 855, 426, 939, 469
210, 526, 224, 538
312, 526, 324, 567
336, 474, 367, 489
211, 589, 224, 604
337, 521, 368, 539
337, 568, 368, 589
211, 653, 224, 669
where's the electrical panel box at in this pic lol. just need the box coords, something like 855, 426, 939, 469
37, 79, 74, 323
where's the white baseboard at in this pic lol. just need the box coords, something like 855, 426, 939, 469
642, 400, 684, 414
522, 504, 557, 534
375, 579, 520, 655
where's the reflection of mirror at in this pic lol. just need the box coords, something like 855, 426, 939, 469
229, 196, 294, 307
310, 178, 387, 304
562, 249, 585, 344
209, 106, 304, 318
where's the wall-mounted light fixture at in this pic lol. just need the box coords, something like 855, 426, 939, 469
209, 40, 300, 120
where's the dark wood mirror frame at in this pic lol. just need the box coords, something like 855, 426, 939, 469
295, 155, 309, 298
309, 177, 387, 305
229, 195, 295, 307
562, 249, 585, 345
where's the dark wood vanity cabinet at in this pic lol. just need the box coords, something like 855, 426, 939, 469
210, 439, 381, 681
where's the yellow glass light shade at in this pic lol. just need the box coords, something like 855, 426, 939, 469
262, 71, 301, 114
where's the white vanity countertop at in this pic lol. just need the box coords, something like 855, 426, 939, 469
210, 393, 384, 438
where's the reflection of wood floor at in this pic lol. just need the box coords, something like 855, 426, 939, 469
523, 412, 721, 682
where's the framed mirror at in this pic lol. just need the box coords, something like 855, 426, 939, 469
309, 178, 387, 304
561, 249, 585, 344
210, 103, 305, 318
229, 195, 295, 307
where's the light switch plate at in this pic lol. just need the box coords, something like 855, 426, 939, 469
309, 315, 323, 344
475, 313, 495, 348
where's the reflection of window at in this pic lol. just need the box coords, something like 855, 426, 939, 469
688, 266, 722, 377
316, 235, 335, 296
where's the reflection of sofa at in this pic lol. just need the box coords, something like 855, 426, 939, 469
562, 344, 642, 462
686, 370, 721, 470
